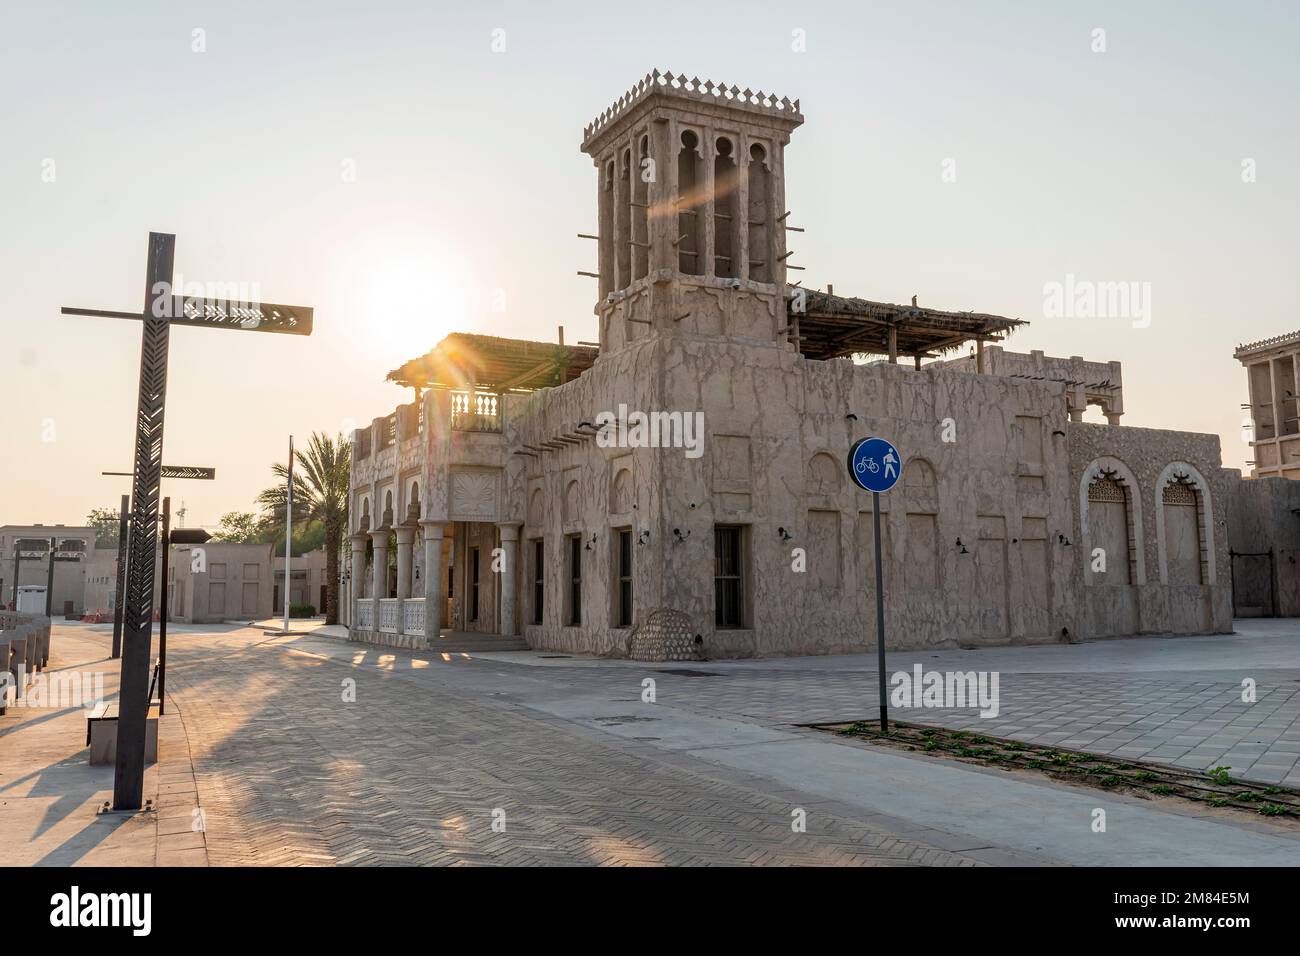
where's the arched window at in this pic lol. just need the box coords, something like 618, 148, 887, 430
600, 161, 615, 296
747, 143, 771, 282
1154, 462, 1215, 586
713, 136, 738, 279
677, 130, 703, 275
1162, 478, 1204, 585
633, 135, 650, 281
611, 467, 632, 514
617, 149, 632, 288
1086, 471, 1133, 585
805, 452, 841, 495
563, 480, 581, 526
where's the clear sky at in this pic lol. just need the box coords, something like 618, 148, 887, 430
2, 0, 1296, 530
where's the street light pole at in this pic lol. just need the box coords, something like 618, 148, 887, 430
44, 537, 56, 618
284, 435, 294, 633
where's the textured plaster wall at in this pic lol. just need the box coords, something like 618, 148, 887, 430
1225, 475, 1300, 616
1068, 422, 1232, 637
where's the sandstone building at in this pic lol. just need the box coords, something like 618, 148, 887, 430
345, 72, 1233, 658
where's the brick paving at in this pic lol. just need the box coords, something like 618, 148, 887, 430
0, 628, 206, 866
161, 632, 980, 866
10, 620, 1300, 867
462, 623, 1300, 788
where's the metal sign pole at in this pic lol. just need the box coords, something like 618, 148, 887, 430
873, 491, 888, 732
848, 435, 901, 734
112, 494, 130, 658
113, 231, 175, 812
157, 498, 170, 716
61, 231, 313, 811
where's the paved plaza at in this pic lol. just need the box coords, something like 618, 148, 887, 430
4, 620, 1300, 866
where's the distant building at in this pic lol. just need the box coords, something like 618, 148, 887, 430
273, 548, 331, 614
0, 524, 95, 616
1235, 330, 1300, 479
165, 541, 274, 623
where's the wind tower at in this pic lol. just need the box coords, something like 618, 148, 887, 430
581, 71, 804, 351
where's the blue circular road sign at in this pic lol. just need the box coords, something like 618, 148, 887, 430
847, 437, 902, 493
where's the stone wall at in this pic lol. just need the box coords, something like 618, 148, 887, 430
1224, 474, 1300, 616
1068, 422, 1232, 638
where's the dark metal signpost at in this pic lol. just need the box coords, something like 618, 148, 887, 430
62, 232, 312, 812
102, 470, 215, 659
848, 436, 902, 732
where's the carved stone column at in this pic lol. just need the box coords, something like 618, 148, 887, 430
349, 535, 367, 630
421, 521, 445, 640
496, 522, 522, 638
395, 526, 415, 599
370, 530, 389, 631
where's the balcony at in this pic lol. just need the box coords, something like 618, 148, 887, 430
451, 392, 501, 433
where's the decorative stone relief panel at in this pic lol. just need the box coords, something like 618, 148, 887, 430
449, 469, 500, 522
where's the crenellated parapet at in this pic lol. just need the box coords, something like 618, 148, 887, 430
582, 70, 802, 151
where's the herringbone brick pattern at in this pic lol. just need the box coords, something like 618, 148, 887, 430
163, 644, 977, 867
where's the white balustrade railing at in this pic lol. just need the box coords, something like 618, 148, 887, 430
403, 599, 425, 635
355, 601, 373, 629
378, 599, 399, 633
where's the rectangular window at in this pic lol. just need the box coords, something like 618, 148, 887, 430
615, 528, 633, 627
469, 547, 480, 622
714, 526, 744, 628
447, 564, 454, 598
567, 534, 582, 626
532, 539, 544, 625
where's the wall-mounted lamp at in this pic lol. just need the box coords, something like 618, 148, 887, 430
778, 527, 793, 542
673, 528, 691, 544
956, 537, 969, 555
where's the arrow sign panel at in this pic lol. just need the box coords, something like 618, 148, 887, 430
102, 466, 216, 480
161, 465, 216, 480
62, 299, 313, 336
169, 297, 312, 335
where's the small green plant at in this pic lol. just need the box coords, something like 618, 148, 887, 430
1098, 775, 1124, 788
1151, 785, 1174, 795
1234, 791, 1265, 803
923, 738, 938, 751
1207, 766, 1233, 785
1257, 804, 1288, 817
1208, 797, 1230, 807
1132, 771, 1156, 782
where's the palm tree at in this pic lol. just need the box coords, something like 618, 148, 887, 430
258, 432, 351, 624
